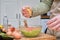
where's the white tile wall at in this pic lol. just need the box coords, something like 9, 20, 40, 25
0, 0, 40, 26
0, 0, 1, 24
1, 0, 18, 24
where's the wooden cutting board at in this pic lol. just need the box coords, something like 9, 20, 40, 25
19, 34, 56, 40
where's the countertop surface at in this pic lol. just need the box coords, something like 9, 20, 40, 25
14, 34, 57, 40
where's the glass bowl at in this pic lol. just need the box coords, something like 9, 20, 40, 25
20, 26, 42, 37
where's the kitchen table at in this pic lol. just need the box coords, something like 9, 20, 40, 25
14, 33, 56, 40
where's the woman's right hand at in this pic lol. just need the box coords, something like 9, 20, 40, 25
22, 6, 32, 18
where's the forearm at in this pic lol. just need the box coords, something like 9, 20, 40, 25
30, 0, 53, 17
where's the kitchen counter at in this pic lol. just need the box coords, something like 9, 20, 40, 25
14, 34, 56, 40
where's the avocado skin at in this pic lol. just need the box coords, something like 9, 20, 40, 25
0, 33, 13, 40
0, 35, 13, 40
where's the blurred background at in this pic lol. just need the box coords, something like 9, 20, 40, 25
0, 0, 49, 33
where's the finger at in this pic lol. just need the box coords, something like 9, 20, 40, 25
48, 19, 60, 28
52, 23, 60, 31
47, 17, 57, 25
57, 27, 60, 31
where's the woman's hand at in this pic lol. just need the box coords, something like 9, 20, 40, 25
47, 15, 60, 31
22, 6, 32, 18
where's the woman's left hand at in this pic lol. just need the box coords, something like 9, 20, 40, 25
47, 15, 60, 31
